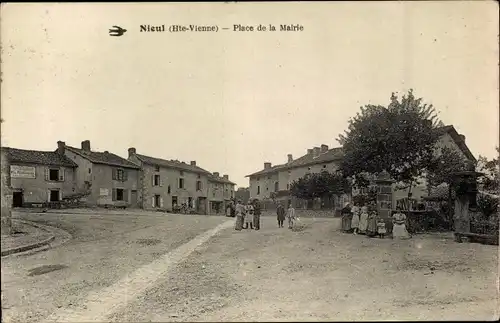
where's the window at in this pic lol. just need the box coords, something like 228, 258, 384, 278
49, 169, 59, 181
154, 175, 161, 186
154, 195, 161, 208
167, 185, 171, 194
172, 196, 178, 206
49, 190, 60, 202
257, 186, 260, 195
275, 182, 279, 192
155, 165, 160, 172
196, 180, 202, 191
179, 178, 184, 189
88, 168, 92, 174
112, 168, 127, 182
116, 189, 124, 201
323, 165, 327, 168
117, 169, 124, 181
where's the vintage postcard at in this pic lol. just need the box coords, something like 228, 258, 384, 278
1, 1, 498, 322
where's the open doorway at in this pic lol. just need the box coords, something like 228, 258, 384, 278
12, 191, 23, 207
50, 190, 60, 202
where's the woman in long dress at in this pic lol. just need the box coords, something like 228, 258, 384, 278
366, 209, 378, 237
341, 203, 352, 233
359, 204, 369, 234
392, 207, 410, 239
277, 203, 286, 228
351, 203, 360, 234
253, 199, 261, 230
235, 200, 245, 231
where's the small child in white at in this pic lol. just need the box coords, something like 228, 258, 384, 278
377, 218, 387, 239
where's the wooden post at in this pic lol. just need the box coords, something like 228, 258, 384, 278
1, 149, 12, 235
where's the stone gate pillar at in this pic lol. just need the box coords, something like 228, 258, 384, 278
1, 148, 12, 235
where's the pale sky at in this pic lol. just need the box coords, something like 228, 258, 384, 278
1, 2, 498, 188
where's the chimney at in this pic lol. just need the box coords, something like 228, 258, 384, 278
264, 162, 272, 169
459, 134, 466, 142
213, 172, 219, 177
128, 147, 136, 158
287, 154, 293, 163
57, 141, 66, 155
223, 174, 229, 180
307, 149, 313, 155
313, 147, 320, 157
321, 144, 329, 153
190, 161, 196, 166
81, 140, 91, 152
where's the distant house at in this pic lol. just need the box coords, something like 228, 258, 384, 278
235, 187, 250, 203
246, 125, 476, 211
60, 140, 141, 208
207, 172, 236, 215
2, 146, 78, 207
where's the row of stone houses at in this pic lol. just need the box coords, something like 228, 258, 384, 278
246, 125, 476, 213
2, 140, 235, 215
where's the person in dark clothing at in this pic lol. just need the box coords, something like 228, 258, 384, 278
253, 199, 262, 230
277, 203, 286, 228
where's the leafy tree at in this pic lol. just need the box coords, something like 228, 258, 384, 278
338, 90, 442, 197
290, 172, 351, 201
477, 147, 499, 194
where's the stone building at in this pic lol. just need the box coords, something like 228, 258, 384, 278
207, 172, 236, 215
61, 140, 141, 207
1, 146, 78, 207
128, 148, 212, 213
246, 125, 476, 211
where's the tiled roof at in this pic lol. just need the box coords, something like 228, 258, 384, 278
246, 147, 343, 177
134, 153, 211, 174
2, 147, 78, 167
66, 146, 140, 169
247, 125, 476, 177
208, 174, 236, 185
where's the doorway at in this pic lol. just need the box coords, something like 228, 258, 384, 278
12, 191, 23, 207
130, 190, 138, 208
50, 190, 60, 202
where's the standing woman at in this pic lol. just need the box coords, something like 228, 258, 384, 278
366, 208, 378, 237
392, 207, 410, 239
351, 202, 360, 235
277, 203, 286, 228
359, 204, 369, 234
253, 199, 262, 230
341, 202, 352, 233
235, 200, 245, 231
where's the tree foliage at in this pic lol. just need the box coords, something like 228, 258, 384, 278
289, 172, 351, 200
338, 90, 442, 192
477, 147, 499, 194
426, 147, 475, 188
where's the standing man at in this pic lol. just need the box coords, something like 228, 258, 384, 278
286, 200, 296, 230
253, 199, 262, 230
277, 202, 286, 228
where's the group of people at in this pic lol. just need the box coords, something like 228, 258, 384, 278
341, 202, 410, 239
234, 199, 262, 231
276, 201, 296, 229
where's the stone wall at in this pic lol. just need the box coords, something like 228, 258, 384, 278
1, 149, 12, 235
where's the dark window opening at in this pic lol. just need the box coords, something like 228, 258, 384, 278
154, 195, 161, 207
179, 178, 184, 189
88, 168, 92, 174
116, 189, 124, 201
117, 169, 125, 181
172, 196, 178, 206
50, 190, 60, 202
13, 191, 23, 207
196, 180, 202, 191
168, 185, 171, 194
154, 175, 160, 186
323, 165, 327, 168
49, 169, 59, 181
257, 186, 260, 195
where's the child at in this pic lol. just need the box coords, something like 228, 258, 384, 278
377, 217, 387, 239
286, 201, 296, 229
244, 203, 254, 230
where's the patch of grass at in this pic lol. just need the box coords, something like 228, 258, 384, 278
27, 264, 68, 276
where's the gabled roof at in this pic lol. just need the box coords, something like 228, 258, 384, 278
134, 153, 211, 174
2, 147, 78, 168
435, 125, 476, 162
245, 147, 343, 177
208, 174, 236, 185
246, 125, 475, 178
65, 146, 140, 169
